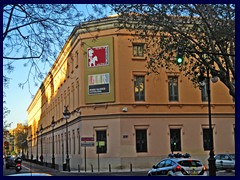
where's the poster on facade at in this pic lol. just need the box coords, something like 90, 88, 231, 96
87, 46, 109, 67
88, 73, 110, 95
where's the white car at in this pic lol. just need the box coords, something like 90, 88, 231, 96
215, 154, 235, 171
8, 173, 52, 176
148, 153, 207, 176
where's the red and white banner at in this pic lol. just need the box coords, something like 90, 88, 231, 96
87, 46, 109, 67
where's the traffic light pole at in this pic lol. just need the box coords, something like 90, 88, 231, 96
176, 48, 226, 176
206, 68, 216, 176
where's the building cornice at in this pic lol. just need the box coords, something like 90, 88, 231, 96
27, 16, 121, 112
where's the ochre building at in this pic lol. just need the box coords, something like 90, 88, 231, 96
27, 16, 235, 171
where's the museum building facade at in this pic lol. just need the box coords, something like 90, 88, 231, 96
27, 16, 235, 171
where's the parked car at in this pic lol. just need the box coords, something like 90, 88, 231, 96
215, 154, 235, 171
147, 153, 207, 176
8, 173, 52, 176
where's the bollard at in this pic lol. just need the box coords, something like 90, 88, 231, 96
78, 164, 80, 173
130, 163, 132, 172
91, 164, 93, 172
109, 164, 111, 172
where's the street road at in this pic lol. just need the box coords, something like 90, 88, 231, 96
3, 160, 235, 176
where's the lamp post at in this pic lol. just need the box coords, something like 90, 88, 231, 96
40, 125, 44, 165
51, 116, 55, 169
30, 134, 33, 161
198, 66, 217, 176
36, 130, 39, 161
63, 106, 71, 171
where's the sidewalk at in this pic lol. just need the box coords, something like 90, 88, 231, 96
22, 160, 148, 174
59, 168, 149, 173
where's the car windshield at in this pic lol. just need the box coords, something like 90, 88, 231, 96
178, 160, 203, 167
229, 154, 235, 160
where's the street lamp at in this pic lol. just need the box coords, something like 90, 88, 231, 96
198, 66, 218, 176
40, 125, 44, 165
30, 134, 33, 161
63, 106, 71, 171
36, 130, 39, 161
51, 116, 56, 169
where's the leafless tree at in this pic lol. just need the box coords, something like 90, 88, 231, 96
3, 4, 89, 91
3, 94, 12, 130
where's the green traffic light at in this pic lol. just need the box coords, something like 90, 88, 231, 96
176, 46, 184, 65
177, 57, 183, 64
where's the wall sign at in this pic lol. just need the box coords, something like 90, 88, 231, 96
88, 73, 110, 95
87, 46, 109, 67
83, 37, 114, 104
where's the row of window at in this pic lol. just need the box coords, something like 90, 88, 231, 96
126, 128, 233, 153
37, 127, 234, 156
133, 43, 235, 102
134, 75, 209, 102
41, 46, 213, 125
136, 128, 235, 153
37, 130, 107, 155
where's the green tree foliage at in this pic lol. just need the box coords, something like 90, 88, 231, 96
15, 131, 28, 153
110, 4, 235, 98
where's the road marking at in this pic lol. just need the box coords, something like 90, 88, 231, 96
22, 164, 31, 171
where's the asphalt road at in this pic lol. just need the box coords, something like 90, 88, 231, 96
3, 160, 235, 176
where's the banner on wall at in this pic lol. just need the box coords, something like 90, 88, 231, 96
87, 46, 109, 67
88, 73, 110, 95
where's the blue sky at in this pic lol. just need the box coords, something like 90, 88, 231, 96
4, 4, 113, 129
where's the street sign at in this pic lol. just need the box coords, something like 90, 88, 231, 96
81, 137, 94, 141
96, 141, 105, 147
81, 142, 95, 147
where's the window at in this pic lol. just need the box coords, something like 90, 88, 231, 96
136, 129, 147, 152
71, 56, 74, 73
96, 130, 107, 154
75, 51, 79, 68
232, 78, 235, 102
67, 62, 70, 77
76, 80, 80, 108
72, 83, 75, 109
133, 44, 144, 57
67, 87, 70, 109
201, 82, 208, 102
203, 128, 211, 150
72, 130, 75, 154
156, 160, 165, 168
168, 76, 178, 101
234, 126, 235, 145
69, 131, 71, 154
57, 135, 60, 154
165, 159, 174, 167
77, 128, 80, 154
134, 76, 145, 101
61, 134, 64, 159
170, 129, 181, 152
